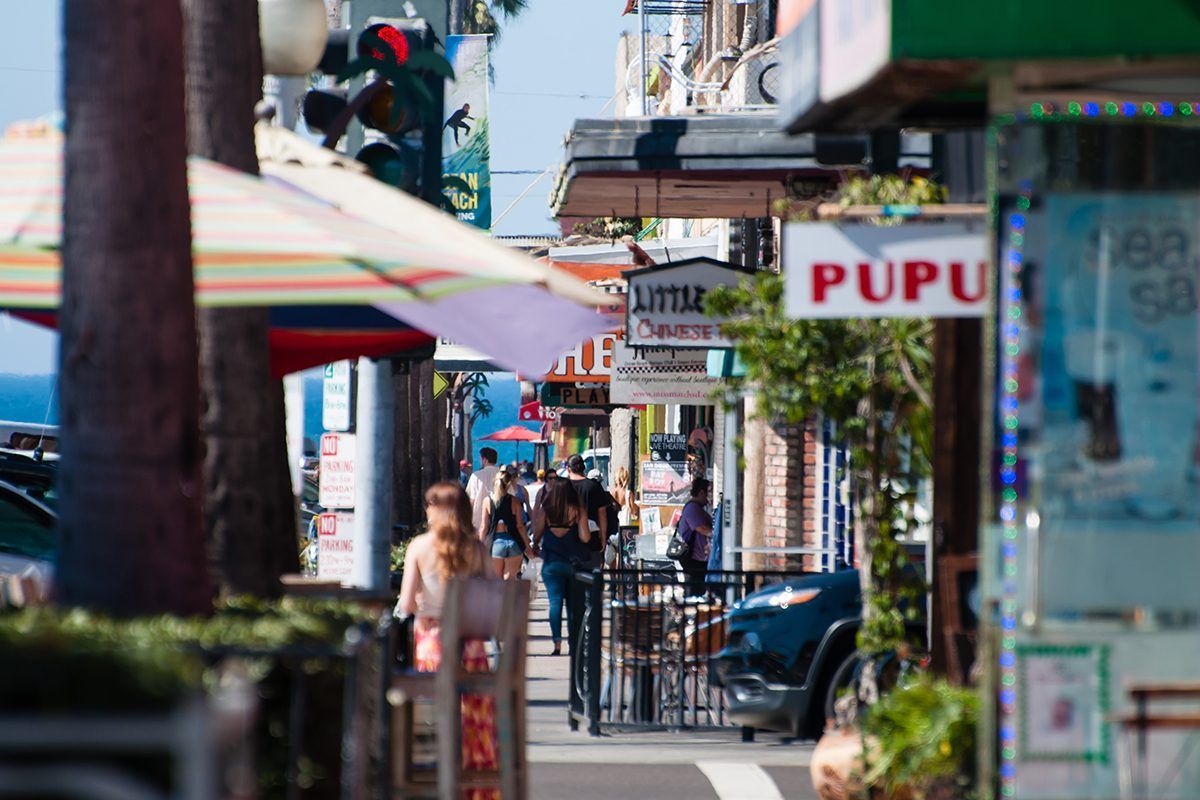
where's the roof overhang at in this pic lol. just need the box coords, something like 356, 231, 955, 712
551, 115, 872, 220
776, 0, 1200, 132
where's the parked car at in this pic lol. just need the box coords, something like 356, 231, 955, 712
712, 570, 864, 739
0, 451, 58, 509
0, 479, 57, 589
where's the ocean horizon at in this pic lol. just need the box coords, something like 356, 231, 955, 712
2, 370, 542, 466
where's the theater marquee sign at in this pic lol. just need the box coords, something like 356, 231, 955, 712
625, 258, 754, 349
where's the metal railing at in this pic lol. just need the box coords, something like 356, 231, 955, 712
566, 567, 796, 734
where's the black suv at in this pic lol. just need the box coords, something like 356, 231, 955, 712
712, 569, 863, 738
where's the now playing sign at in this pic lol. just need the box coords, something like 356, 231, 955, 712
783, 222, 988, 319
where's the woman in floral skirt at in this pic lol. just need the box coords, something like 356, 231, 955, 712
399, 481, 499, 799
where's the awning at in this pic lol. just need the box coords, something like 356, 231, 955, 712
550, 115, 874, 219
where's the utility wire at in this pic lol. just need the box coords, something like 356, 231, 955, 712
492, 87, 623, 228
495, 90, 609, 100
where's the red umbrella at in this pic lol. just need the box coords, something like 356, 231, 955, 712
478, 425, 544, 462
479, 425, 544, 442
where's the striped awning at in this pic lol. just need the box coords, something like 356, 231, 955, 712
0, 134, 609, 376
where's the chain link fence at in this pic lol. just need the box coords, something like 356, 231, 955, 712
626, 0, 780, 115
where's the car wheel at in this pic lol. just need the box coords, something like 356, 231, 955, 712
800, 640, 858, 739
821, 651, 861, 725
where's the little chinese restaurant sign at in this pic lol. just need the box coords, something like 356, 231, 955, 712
625, 258, 754, 349
783, 222, 987, 319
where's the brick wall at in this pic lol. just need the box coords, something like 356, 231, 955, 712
759, 418, 822, 572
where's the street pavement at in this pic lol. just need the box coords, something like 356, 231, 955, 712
524, 587, 818, 800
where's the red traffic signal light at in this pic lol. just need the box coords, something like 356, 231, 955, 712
357, 23, 411, 68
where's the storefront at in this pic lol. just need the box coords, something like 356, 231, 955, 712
773, 2, 1200, 795
989, 110, 1200, 800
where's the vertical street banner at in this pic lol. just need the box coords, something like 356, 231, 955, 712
443, 35, 492, 231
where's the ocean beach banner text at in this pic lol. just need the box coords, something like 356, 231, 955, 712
442, 35, 492, 230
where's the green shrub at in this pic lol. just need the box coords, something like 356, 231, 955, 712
862, 676, 978, 800
0, 597, 378, 800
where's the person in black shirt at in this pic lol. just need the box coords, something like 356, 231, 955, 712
565, 454, 607, 567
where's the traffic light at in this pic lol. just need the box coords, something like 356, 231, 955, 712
301, 20, 452, 201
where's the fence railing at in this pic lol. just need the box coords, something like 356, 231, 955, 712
566, 567, 795, 734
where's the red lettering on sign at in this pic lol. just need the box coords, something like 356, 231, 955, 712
813, 263, 846, 303
902, 261, 938, 301
857, 262, 893, 302
950, 261, 987, 302
321, 435, 338, 456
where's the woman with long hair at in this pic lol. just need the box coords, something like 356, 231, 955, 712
398, 481, 497, 799
609, 465, 639, 527
530, 477, 591, 655
479, 468, 533, 580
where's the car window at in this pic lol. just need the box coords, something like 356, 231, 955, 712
3, 478, 57, 510
0, 493, 55, 560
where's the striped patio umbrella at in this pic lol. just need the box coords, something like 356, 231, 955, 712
0, 134, 608, 376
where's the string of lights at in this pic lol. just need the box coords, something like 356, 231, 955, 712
1028, 100, 1200, 119
996, 178, 1032, 799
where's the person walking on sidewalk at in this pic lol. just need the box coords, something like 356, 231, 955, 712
677, 478, 714, 597
609, 466, 639, 527
527, 468, 548, 510
531, 478, 591, 655
398, 482, 498, 800
465, 447, 500, 533
480, 469, 534, 580
565, 453, 607, 568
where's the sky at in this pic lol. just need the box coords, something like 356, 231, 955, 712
0, 1, 629, 377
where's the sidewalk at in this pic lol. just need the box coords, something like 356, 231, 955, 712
524, 588, 815, 768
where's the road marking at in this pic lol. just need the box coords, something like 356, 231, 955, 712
696, 761, 785, 800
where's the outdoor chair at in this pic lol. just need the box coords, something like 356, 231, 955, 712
390, 578, 530, 799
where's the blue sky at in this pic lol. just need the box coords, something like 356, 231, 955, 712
0, 1, 628, 376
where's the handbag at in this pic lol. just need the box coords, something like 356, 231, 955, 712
665, 531, 690, 561
665, 500, 697, 562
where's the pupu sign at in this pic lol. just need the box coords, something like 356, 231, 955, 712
783, 222, 988, 319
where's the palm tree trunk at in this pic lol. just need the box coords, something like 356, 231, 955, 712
183, 0, 297, 598
58, 0, 211, 615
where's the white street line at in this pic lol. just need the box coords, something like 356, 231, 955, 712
696, 761, 785, 800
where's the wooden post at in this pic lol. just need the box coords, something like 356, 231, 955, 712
418, 359, 438, 487
740, 396, 767, 571
391, 363, 413, 531
406, 365, 424, 524
929, 316, 983, 679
